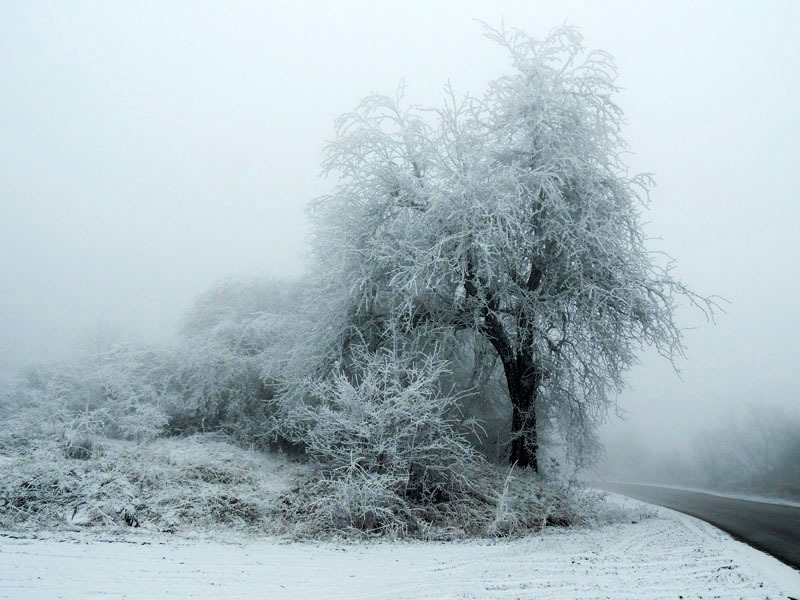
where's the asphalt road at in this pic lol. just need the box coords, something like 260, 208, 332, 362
600, 482, 800, 571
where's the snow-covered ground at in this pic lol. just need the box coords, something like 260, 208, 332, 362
2, 499, 799, 600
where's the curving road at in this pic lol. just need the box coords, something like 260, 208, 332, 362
600, 482, 800, 571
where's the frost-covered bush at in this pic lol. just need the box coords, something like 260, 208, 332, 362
179, 277, 299, 340
0, 342, 171, 453
73, 344, 171, 442
286, 349, 480, 488
279, 348, 486, 535
0, 374, 58, 452
0, 278, 302, 457
166, 325, 277, 442
275, 347, 602, 538
166, 279, 299, 447
0, 434, 308, 532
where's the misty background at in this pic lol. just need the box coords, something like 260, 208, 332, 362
2, 1, 798, 478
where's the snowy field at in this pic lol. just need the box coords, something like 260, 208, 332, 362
2, 500, 799, 600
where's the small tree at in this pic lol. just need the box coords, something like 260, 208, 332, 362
308, 25, 714, 471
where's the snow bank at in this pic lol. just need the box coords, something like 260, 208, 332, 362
2, 503, 798, 599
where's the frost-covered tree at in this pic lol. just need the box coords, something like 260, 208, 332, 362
308, 25, 713, 471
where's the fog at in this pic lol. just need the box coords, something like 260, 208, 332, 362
2, 2, 798, 473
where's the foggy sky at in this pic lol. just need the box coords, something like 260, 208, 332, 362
2, 1, 798, 455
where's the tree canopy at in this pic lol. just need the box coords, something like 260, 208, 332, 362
305, 25, 714, 471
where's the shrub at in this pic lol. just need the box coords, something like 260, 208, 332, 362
277, 348, 483, 535
0, 435, 309, 532
165, 314, 286, 447
165, 277, 302, 448
62, 435, 94, 460
0, 342, 172, 453
276, 347, 608, 538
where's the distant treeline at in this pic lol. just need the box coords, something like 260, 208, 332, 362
600, 404, 800, 500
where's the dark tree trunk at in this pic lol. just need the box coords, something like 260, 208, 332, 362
462, 258, 543, 471
502, 356, 540, 471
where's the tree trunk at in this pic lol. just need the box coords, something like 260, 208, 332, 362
462, 258, 542, 470
502, 357, 540, 471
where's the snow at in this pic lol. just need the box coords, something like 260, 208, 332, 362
2, 499, 799, 600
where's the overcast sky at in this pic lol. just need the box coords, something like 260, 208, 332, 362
2, 1, 798, 455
